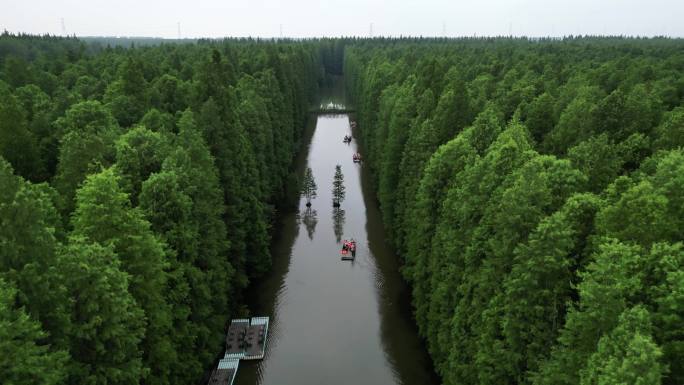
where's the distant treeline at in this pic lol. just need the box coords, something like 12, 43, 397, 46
0, 33, 322, 384
345, 37, 684, 385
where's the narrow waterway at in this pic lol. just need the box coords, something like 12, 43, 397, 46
235, 84, 438, 385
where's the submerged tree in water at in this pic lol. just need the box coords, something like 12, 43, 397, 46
332, 164, 345, 207
301, 167, 317, 206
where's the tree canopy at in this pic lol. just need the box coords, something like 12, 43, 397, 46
345, 36, 684, 385
0, 33, 320, 385
1, 32, 684, 385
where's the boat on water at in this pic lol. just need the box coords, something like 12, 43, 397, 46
352, 153, 362, 163
340, 239, 357, 260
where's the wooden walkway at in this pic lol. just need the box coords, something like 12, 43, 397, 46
207, 359, 239, 385
208, 317, 270, 384
225, 319, 249, 359
243, 317, 269, 360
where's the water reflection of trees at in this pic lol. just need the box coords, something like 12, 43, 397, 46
332, 207, 345, 243
301, 207, 318, 240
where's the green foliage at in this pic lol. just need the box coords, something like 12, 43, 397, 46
502, 194, 601, 379
332, 164, 345, 206
0, 277, 67, 385
195, 98, 270, 280
0, 33, 320, 385
403, 134, 477, 334
301, 167, 318, 204
236, 75, 276, 201
70, 168, 173, 385
56, 238, 146, 385
377, 77, 417, 240
580, 306, 664, 385
2, 55, 33, 88
0, 81, 41, 180
653, 107, 684, 151
522, 92, 556, 143
0, 42, 319, 382
3, 33, 684, 385
139, 110, 235, 382
568, 134, 623, 192
115, 125, 170, 202
543, 85, 602, 154
532, 240, 679, 385
0, 157, 71, 349
140, 108, 175, 133
345, 37, 684, 385
103, 57, 148, 127
53, 100, 120, 215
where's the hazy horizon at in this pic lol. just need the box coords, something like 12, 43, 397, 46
3, 0, 683, 39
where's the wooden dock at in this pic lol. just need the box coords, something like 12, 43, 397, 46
207, 358, 239, 385
243, 317, 269, 360
208, 317, 270, 385
225, 319, 249, 359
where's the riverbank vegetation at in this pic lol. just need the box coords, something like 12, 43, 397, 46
345, 37, 684, 385
0, 33, 320, 385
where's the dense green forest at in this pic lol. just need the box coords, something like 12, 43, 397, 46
0, 33, 323, 384
3, 33, 684, 385
345, 37, 684, 385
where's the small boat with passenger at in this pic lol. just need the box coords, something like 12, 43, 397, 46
352, 153, 362, 163
340, 239, 357, 260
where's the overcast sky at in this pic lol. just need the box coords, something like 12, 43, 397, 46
2, 0, 683, 38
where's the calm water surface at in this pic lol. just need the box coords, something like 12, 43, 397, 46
235, 86, 438, 385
